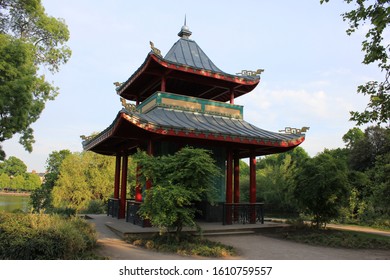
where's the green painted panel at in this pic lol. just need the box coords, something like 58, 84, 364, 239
136, 92, 243, 118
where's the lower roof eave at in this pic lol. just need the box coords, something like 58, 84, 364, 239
83, 112, 305, 157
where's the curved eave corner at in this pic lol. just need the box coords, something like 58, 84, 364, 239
81, 111, 123, 152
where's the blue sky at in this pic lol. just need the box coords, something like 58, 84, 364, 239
3, 0, 383, 172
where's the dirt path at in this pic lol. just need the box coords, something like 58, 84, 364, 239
89, 216, 203, 260
207, 234, 390, 260
88, 216, 390, 260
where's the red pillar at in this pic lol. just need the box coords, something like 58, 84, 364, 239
146, 140, 153, 190
233, 153, 240, 203
249, 153, 256, 223
114, 154, 121, 199
225, 150, 233, 224
161, 76, 166, 92
226, 150, 233, 203
135, 164, 142, 202
119, 154, 128, 219
233, 152, 240, 222
230, 89, 234, 104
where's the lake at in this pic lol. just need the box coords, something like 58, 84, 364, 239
0, 194, 30, 212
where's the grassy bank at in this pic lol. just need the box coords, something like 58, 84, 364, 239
0, 191, 30, 197
0, 212, 99, 259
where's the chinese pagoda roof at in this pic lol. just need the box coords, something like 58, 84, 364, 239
83, 92, 305, 158
116, 24, 260, 103
164, 37, 223, 73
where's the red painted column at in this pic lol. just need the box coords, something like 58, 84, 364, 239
161, 76, 166, 92
146, 140, 153, 190
226, 150, 233, 203
114, 154, 121, 199
119, 154, 128, 219
144, 140, 153, 227
233, 153, 240, 203
233, 152, 240, 222
249, 153, 256, 223
135, 164, 142, 202
230, 89, 234, 104
225, 150, 233, 224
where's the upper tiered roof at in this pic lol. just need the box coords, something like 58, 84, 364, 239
116, 23, 260, 103
164, 24, 223, 73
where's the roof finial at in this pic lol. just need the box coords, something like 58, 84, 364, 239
178, 15, 192, 39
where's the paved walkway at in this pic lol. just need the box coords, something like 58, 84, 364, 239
86, 215, 390, 260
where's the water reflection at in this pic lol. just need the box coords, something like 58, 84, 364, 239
0, 195, 30, 212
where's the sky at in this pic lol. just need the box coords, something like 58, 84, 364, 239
2, 0, 384, 172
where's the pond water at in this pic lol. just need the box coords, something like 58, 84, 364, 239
0, 194, 30, 212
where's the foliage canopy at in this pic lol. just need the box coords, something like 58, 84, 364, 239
0, 0, 71, 159
134, 147, 221, 234
321, 0, 390, 126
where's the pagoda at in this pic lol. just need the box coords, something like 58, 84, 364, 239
82, 22, 306, 226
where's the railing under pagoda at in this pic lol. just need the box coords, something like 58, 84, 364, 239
222, 203, 264, 225
126, 200, 145, 227
107, 198, 120, 218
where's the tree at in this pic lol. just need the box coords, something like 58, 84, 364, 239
342, 127, 365, 149
321, 0, 390, 126
51, 152, 118, 212
23, 172, 41, 191
0, 173, 10, 189
0, 0, 71, 159
242, 147, 310, 211
294, 152, 349, 228
348, 126, 390, 171
10, 174, 25, 191
134, 147, 221, 235
368, 153, 390, 216
30, 149, 71, 211
0, 156, 27, 176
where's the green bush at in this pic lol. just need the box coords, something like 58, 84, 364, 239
0, 212, 97, 259
82, 200, 106, 214
126, 233, 236, 257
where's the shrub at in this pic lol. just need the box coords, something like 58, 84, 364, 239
0, 212, 97, 259
82, 200, 106, 214
126, 233, 236, 257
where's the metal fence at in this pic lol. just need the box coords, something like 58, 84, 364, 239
107, 198, 120, 218
222, 203, 264, 225
126, 200, 144, 226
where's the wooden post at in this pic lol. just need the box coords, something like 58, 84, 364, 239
234, 152, 240, 204
161, 76, 166, 92
135, 164, 142, 202
249, 153, 256, 223
114, 154, 121, 199
119, 154, 128, 219
146, 140, 153, 190
225, 150, 233, 224
230, 89, 234, 104
226, 150, 233, 203
233, 152, 240, 222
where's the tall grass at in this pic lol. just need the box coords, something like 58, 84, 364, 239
0, 211, 97, 259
